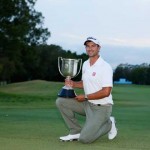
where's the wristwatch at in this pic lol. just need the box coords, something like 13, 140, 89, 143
84, 95, 88, 101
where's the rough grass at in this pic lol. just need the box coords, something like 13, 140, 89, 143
0, 80, 150, 150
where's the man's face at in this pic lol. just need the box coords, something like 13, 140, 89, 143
85, 41, 100, 57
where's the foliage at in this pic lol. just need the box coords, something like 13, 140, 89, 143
0, 0, 87, 83
0, 0, 50, 82
113, 64, 150, 85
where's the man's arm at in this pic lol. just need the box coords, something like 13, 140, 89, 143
65, 79, 83, 89
73, 81, 83, 88
75, 87, 112, 102
86, 87, 112, 100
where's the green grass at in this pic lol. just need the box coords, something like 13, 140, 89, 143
0, 80, 150, 150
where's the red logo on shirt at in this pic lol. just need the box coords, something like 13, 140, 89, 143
92, 72, 96, 76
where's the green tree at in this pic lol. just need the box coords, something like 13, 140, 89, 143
113, 66, 124, 81
0, 0, 50, 82
114, 64, 150, 85
131, 67, 148, 85
145, 66, 150, 85
36, 44, 66, 81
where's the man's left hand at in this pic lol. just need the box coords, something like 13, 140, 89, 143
75, 95, 86, 102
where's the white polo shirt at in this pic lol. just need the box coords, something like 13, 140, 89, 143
82, 56, 113, 105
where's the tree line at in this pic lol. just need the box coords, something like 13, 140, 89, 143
113, 64, 150, 85
0, 0, 149, 85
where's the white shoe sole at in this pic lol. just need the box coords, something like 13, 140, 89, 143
60, 139, 79, 142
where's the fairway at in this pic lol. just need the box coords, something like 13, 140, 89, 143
0, 80, 150, 150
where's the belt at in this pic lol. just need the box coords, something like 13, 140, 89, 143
89, 102, 112, 107
97, 104, 101, 106
97, 104, 112, 106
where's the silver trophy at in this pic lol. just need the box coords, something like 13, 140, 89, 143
58, 57, 82, 98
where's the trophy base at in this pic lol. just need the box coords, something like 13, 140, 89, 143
58, 87, 76, 98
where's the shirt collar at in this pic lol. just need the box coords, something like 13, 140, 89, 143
88, 55, 104, 66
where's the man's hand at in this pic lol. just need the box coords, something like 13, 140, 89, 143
65, 79, 74, 87
75, 95, 86, 102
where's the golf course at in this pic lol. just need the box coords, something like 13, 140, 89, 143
0, 80, 150, 150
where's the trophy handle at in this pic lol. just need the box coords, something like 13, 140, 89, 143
58, 57, 66, 77
73, 59, 82, 78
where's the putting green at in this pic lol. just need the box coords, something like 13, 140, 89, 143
0, 80, 150, 150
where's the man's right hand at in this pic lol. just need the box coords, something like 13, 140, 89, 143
65, 79, 74, 87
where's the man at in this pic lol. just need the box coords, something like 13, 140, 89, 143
56, 37, 117, 143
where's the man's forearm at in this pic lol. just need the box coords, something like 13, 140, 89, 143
73, 81, 83, 88
86, 87, 112, 100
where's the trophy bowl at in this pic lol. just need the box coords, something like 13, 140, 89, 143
58, 57, 82, 98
